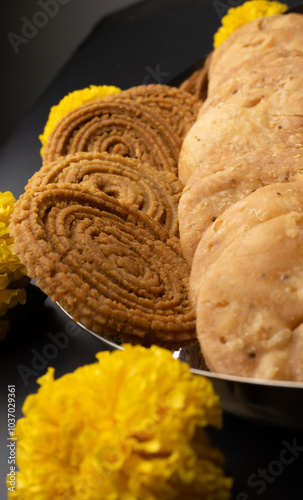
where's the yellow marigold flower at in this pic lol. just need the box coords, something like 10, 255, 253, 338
9, 345, 233, 500
39, 84, 121, 155
213, 0, 288, 48
0, 192, 27, 317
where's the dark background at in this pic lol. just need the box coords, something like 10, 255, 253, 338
0, 0, 148, 146
1, 0, 222, 147
1, 1, 303, 499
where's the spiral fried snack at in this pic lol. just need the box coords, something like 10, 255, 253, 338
106, 84, 202, 141
42, 99, 179, 173
26, 152, 183, 237
10, 184, 196, 348
195, 181, 303, 381
42, 84, 201, 175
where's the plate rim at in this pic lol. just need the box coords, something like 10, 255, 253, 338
57, 302, 303, 390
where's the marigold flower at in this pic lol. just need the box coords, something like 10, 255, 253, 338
39, 84, 121, 155
0, 192, 27, 318
9, 345, 233, 500
213, 0, 288, 48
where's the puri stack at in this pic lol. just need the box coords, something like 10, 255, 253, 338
178, 13, 303, 382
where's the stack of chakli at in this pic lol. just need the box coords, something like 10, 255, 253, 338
10, 84, 202, 349
42, 84, 201, 175
177, 13, 303, 382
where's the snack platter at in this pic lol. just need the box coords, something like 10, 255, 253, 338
6, 0, 303, 433
57, 3, 303, 432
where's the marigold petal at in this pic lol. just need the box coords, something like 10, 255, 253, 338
0, 191, 28, 319
10, 345, 233, 500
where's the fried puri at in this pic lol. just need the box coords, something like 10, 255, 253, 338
178, 49, 303, 185
208, 13, 303, 94
195, 181, 303, 381
179, 140, 303, 264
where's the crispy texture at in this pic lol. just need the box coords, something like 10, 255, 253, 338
178, 50, 303, 185
190, 179, 303, 307
26, 151, 184, 237
195, 181, 303, 381
43, 84, 201, 176
177, 13, 303, 381
108, 84, 202, 142
179, 140, 303, 264
204, 48, 303, 113
208, 13, 303, 93
10, 183, 196, 348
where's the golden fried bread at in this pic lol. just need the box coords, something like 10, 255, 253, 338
177, 13, 303, 381
179, 48, 303, 185
204, 48, 303, 112
178, 88, 303, 185
179, 140, 303, 264
208, 13, 303, 93
195, 181, 303, 381
42, 99, 180, 172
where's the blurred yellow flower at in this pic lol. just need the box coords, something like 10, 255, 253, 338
39, 84, 122, 155
213, 0, 288, 48
9, 345, 232, 500
0, 192, 27, 318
